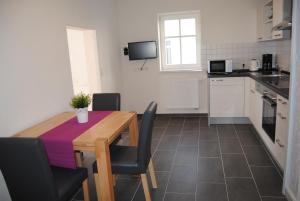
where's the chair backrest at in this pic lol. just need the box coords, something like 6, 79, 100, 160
92, 93, 121, 111
137, 101, 157, 172
0, 138, 59, 201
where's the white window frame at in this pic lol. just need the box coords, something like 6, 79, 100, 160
158, 11, 201, 72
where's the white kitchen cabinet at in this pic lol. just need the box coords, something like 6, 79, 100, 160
250, 82, 277, 160
249, 78, 257, 125
273, 0, 292, 26
274, 95, 289, 169
257, 0, 273, 41
257, 0, 291, 41
244, 78, 250, 117
249, 87, 256, 125
250, 87, 263, 132
257, 6, 264, 41
210, 77, 245, 117
272, 0, 291, 40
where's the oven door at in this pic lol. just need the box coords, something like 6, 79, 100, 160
209, 60, 226, 73
262, 95, 277, 142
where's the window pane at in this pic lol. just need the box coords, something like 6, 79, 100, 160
180, 18, 196, 36
181, 37, 197, 64
164, 20, 180, 37
165, 38, 180, 65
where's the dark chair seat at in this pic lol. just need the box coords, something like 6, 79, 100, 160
52, 166, 88, 201
93, 146, 140, 174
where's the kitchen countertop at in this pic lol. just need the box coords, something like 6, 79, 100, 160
208, 70, 290, 99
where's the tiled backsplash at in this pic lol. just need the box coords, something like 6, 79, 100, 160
201, 40, 291, 71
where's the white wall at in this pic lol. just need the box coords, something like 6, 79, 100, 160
116, 0, 260, 114
0, 1, 120, 198
0, 0, 121, 137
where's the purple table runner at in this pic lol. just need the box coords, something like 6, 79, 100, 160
40, 111, 112, 169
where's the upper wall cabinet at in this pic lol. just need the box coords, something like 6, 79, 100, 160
257, 0, 291, 42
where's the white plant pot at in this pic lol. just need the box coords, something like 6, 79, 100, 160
75, 107, 88, 123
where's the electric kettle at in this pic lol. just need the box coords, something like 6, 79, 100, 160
250, 59, 260, 71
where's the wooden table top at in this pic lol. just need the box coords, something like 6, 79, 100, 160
14, 111, 136, 151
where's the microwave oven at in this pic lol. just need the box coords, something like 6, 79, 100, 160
208, 60, 233, 74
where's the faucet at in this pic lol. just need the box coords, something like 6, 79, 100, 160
276, 64, 282, 74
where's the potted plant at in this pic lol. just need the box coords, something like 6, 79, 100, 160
70, 93, 91, 123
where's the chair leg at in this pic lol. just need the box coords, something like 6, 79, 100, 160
94, 173, 102, 200
82, 179, 90, 201
148, 159, 158, 188
141, 174, 152, 201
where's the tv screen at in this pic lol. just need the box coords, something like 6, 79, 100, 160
128, 41, 157, 60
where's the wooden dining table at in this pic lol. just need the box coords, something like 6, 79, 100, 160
14, 111, 139, 201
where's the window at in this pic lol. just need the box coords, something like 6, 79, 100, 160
158, 11, 201, 71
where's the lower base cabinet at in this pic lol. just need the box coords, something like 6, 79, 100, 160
210, 76, 289, 170
249, 87, 262, 132
210, 77, 245, 117
248, 78, 289, 170
274, 95, 289, 169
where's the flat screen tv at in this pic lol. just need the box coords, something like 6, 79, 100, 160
128, 41, 157, 60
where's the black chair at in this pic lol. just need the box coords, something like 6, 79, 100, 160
92, 93, 122, 145
0, 138, 90, 201
93, 101, 158, 201
92, 93, 121, 111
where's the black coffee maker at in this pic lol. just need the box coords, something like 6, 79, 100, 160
262, 54, 273, 72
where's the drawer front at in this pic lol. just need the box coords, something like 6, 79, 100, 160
210, 77, 244, 86
277, 95, 289, 117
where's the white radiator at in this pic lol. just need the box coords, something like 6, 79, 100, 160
164, 79, 199, 109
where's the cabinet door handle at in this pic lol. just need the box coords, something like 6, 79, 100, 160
274, 34, 281, 37
277, 112, 287, 120
250, 89, 255, 94
258, 37, 263, 40
216, 79, 223, 81
278, 98, 288, 105
263, 91, 269, 95
276, 139, 285, 148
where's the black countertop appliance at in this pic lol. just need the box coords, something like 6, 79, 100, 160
262, 54, 273, 72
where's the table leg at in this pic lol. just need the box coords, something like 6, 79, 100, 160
95, 139, 115, 201
75, 151, 83, 167
129, 113, 139, 146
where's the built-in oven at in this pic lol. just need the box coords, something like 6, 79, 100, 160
256, 83, 277, 142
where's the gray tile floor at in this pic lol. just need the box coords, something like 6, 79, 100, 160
72, 116, 287, 201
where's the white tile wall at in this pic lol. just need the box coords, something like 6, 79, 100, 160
201, 40, 291, 71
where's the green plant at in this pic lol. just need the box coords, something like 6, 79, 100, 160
70, 93, 91, 109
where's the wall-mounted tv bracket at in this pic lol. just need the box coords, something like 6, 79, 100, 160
123, 47, 128, 55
